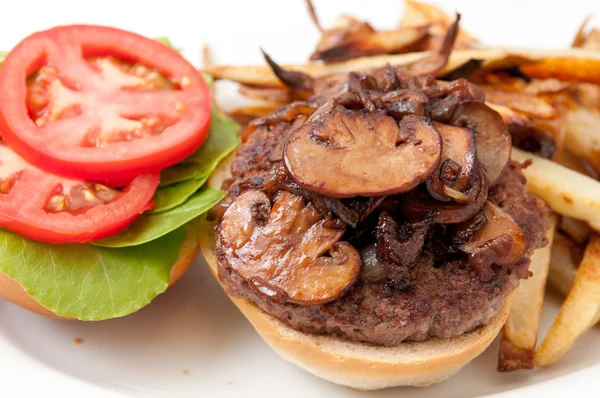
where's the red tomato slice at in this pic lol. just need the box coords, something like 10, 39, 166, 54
0, 143, 158, 243
0, 25, 211, 181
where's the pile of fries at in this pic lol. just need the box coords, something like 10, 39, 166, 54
204, 0, 600, 373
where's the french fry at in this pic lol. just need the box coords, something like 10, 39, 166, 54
535, 234, 600, 366
499, 215, 557, 372
522, 57, 600, 85
548, 232, 584, 297
486, 102, 530, 128
227, 104, 283, 117
312, 24, 429, 62
482, 86, 557, 119
204, 48, 600, 88
226, 104, 284, 125
400, 0, 477, 45
572, 17, 600, 51
564, 105, 600, 173
238, 85, 292, 103
511, 147, 600, 227
559, 217, 592, 245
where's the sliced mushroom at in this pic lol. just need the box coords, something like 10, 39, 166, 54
426, 122, 476, 201
217, 190, 361, 305
284, 110, 442, 198
459, 201, 525, 281
402, 166, 488, 224
450, 101, 511, 186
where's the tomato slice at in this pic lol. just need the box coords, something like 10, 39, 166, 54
0, 143, 158, 243
0, 25, 211, 181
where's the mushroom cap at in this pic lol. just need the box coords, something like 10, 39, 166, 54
284, 110, 442, 198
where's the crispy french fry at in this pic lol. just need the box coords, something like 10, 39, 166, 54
486, 102, 530, 128
238, 85, 293, 103
522, 57, 600, 85
564, 105, 600, 173
559, 217, 592, 245
548, 232, 584, 297
572, 17, 600, 51
204, 48, 600, 88
482, 86, 557, 119
511, 147, 600, 227
226, 104, 284, 126
535, 234, 600, 366
312, 24, 429, 62
499, 215, 556, 372
400, 0, 477, 44
227, 104, 283, 118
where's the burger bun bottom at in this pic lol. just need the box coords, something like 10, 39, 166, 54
199, 155, 515, 390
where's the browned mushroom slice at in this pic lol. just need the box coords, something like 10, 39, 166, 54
217, 190, 361, 305
284, 111, 442, 198
403, 167, 488, 224
450, 101, 511, 186
426, 122, 476, 201
460, 201, 525, 281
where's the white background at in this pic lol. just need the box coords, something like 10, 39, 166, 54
1, 0, 600, 397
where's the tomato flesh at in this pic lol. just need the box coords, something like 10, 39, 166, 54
0, 143, 158, 243
0, 25, 211, 181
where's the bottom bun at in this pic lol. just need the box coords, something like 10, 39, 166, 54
200, 217, 515, 390
0, 226, 199, 320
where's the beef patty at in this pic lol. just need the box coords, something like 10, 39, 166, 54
216, 119, 548, 346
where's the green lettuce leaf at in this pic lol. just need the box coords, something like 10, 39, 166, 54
153, 107, 239, 212
0, 227, 186, 320
93, 188, 224, 248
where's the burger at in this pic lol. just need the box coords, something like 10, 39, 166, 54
0, 26, 238, 320
200, 57, 549, 388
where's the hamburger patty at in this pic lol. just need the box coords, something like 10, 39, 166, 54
217, 121, 548, 346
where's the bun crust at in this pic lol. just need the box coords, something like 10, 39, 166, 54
0, 227, 199, 320
200, 156, 515, 389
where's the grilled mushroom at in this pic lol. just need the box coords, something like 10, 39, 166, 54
426, 122, 476, 201
284, 110, 442, 198
402, 166, 488, 224
217, 190, 361, 305
450, 101, 511, 185
460, 201, 525, 281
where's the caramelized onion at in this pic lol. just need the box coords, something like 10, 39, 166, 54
403, 167, 488, 224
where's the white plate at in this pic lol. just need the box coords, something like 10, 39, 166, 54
1, 1, 600, 397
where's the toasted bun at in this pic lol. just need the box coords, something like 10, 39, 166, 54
0, 227, 199, 320
199, 156, 515, 390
